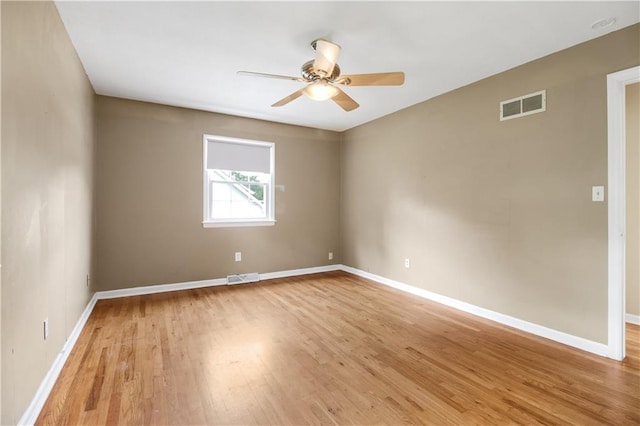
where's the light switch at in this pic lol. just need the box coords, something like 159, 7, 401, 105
592, 186, 605, 202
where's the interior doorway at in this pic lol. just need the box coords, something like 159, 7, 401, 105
607, 66, 640, 361
625, 82, 640, 346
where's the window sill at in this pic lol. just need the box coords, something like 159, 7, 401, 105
202, 219, 276, 228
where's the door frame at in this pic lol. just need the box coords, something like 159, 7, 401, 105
607, 65, 640, 361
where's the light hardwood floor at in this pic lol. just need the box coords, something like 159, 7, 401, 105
37, 271, 640, 425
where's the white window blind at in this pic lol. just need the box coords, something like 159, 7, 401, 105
206, 139, 272, 173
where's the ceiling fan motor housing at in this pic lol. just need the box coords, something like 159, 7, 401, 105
302, 60, 341, 81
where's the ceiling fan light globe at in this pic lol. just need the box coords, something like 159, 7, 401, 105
303, 80, 339, 101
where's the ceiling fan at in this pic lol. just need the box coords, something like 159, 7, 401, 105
237, 39, 405, 112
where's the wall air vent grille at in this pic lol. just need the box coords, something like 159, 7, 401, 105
500, 90, 546, 121
227, 273, 260, 285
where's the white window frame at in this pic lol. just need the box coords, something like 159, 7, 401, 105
202, 134, 276, 228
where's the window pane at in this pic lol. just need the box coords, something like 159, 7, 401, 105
226, 171, 269, 201
210, 181, 266, 219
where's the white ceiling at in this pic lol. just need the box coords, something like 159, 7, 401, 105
54, 1, 639, 132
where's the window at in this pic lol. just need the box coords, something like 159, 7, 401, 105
203, 135, 275, 227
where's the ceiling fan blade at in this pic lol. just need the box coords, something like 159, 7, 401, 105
332, 87, 359, 112
237, 71, 305, 82
335, 72, 405, 86
312, 39, 341, 77
272, 89, 305, 107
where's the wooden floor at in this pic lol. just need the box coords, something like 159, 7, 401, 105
37, 271, 640, 425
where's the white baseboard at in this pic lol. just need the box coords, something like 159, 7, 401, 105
626, 313, 640, 325
17, 293, 99, 426
260, 264, 341, 280
341, 265, 610, 358
95, 264, 342, 299
96, 277, 228, 299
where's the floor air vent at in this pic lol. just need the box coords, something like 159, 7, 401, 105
227, 273, 260, 285
500, 90, 546, 121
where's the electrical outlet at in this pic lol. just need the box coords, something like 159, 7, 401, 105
404, 258, 411, 269
86, 274, 90, 288
328, 252, 333, 260
44, 318, 49, 340
235, 252, 242, 262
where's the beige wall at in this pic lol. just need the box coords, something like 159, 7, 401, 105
627, 82, 640, 318
341, 24, 640, 344
96, 97, 341, 291
1, 2, 95, 424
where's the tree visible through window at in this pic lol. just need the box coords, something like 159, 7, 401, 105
231, 171, 264, 201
